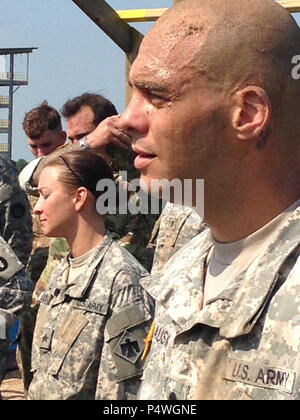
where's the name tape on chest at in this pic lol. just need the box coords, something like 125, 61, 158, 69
73, 299, 109, 316
39, 291, 53, 306
153, 324, 171, 347
225, 358, 296, 394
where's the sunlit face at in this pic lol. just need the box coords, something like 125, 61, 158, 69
34, 166, 76, 238
119, 25, 231, 197
27, 129, 66, 157
66, 106, 97, 142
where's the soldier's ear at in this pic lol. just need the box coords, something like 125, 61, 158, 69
74, 187, 89, 211
232, 86, 272, 141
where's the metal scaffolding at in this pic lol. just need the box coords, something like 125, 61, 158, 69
0, 47, 37, 158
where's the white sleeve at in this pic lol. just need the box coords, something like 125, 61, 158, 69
18, 157, 43, 194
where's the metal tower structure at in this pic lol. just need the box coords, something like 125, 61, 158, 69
0, 47, 37, 158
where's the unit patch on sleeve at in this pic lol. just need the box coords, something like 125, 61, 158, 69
11, 203, 25, 219
114, 331, 145, 364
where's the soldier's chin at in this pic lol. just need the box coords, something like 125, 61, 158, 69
139, 176, 175, 201
42, 229, 52, 237
42, 226, 56, 238
139, 175, 160, 199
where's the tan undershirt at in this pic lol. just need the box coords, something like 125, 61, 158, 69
56, 246, 100, 286
204, 199, 300, 305
68, 246, 99, 284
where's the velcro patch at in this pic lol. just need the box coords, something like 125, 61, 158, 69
39, 328, 54, 350
153, 323, 171, 348
114, 331, 145, 365
225, 358, 295, 394
73, 299, 108, 315
39, 291, 53, 306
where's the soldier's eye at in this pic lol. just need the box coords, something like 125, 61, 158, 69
145, 90, 169, 108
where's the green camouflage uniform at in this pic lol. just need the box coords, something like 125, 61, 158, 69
28, 232, 153, 400
147, 202, 206, 275
0, 236, 33, 398
32, 238, 69, 307
139, 203, 300, 400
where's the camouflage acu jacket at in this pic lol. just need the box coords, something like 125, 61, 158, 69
0, 235, 33, 332
148, 203, 206, 274
0, 236, 33, 384
28, 232, 154, 400
0, 157, 32, 266
139, 204, 300, 400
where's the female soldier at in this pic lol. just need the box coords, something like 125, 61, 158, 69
28, 151, 153, 400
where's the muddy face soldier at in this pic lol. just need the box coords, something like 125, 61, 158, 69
118, 0, 300, 400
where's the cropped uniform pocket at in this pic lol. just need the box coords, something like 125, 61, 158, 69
106, 302, 151, 381
48, 312, 89, 376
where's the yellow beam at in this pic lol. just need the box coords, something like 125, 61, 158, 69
116, 8, 166, 23
117, 2, 300, 23
278, 1, 300, 12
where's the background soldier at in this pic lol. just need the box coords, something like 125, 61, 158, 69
0, 155, 32, 382
0, 156, 32, 266
0, 236, 32, 399
148, 202, 206, 275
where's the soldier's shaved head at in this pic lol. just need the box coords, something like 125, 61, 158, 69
147, 0, 300, 110
121, 0, 300, 240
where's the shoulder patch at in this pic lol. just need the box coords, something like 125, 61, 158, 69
11, 203, 25, 219
114, 330, 145, 364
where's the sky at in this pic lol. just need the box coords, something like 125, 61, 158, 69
1, 1, 299, 162
0, 0, 172, 162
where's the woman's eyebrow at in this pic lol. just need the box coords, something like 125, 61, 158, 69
37, 187, 49, 194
